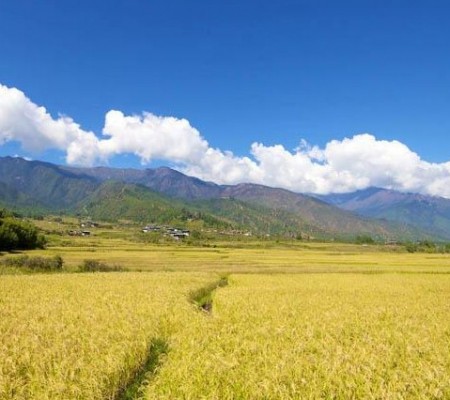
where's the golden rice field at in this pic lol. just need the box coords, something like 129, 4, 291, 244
1, 240, 450, 399
0, 272, 215, 399
146, 274, 450, 399
26, 235, 450, 274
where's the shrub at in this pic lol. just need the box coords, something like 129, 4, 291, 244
79, 259, 125, 272
355, 235, 375, 245
418, 240, 437, 253
0, 225, 19, 250
1, 255, 64, 271
405, 242, 417, 253
138, 232, 161, 244
404, 241, 439, 253
0, 218, 46, 251
0, 208, 14, 219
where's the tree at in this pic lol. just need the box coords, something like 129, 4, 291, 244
0, 224, 19, 251
355, 235, 375, 245
0, 217, 46, 251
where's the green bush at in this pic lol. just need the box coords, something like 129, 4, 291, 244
0, 208, 16, 219
355, 235, 375, 245
405, 242, 417, 253
418, 240, 437, 253
0, 218, 46, 251
2, 255, 64, 271
404, 241, 438, 253
79, 259, 125, 272
0, 225, 19, 250
138, 232, 161, 244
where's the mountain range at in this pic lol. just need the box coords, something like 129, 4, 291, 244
316, 188, 450, 240
0, 156, 449, 241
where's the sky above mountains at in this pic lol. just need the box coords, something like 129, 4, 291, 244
1, 1, 450, 197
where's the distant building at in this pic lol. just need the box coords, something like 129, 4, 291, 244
80, 221, 99, 228
68, 230, 91, 237
385, 240, 399, 245
141, 224, 190, 239
142, 225, 161, 233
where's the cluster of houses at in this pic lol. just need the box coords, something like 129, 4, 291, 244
68, 230, 91, 236
142, 225, 190, 240
80, 221, 99, 228
212, 229, 252, 237
68, 220, 99, 237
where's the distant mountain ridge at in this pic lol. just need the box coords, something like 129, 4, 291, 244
0, 181, 41, 208
0, 156, 440, 240
317, 187, 450, 239
0, 157, 98, 208
64, 161, 429, 239
62, 165, 223, 199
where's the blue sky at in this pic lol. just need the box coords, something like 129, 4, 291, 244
1, 0, 450, 195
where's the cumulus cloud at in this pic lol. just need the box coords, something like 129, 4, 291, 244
0, 84, 100, 165
1, 83, 450, 198
99, 110, 209, 164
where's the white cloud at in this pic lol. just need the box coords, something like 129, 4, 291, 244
99, 110, 209, 164
0, 84, 100, 165
1, 83, 450, 198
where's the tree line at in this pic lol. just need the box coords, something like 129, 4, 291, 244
0, 209, 46, 251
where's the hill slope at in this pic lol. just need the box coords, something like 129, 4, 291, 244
318, 188, 450, 239
0, 181, 41, 207
190, 197, 326, 237
63, 165, 222, 199
65, 163, 428, 238
81, 183, 323, 236
78, 181, 230, 228
0, 157, 436, 240
0, 157, 98, 209
219, 183, 426, 239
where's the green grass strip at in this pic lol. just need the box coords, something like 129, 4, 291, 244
189, 275, 229, 312
115, 337, 169, 400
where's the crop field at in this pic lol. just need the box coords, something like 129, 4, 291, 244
147, 274, 450, 399
28, 218, 450, 274
25, 238, 450, 274
1, 237, 450, 399
0, 272, 216, 399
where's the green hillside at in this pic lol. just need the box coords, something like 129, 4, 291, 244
191, 198, 325, 237
318, 188, 450, 240
0, 157, 438, 241
78, 181, 230, 229
0, 181, 38, 206
220, 184, 426, 240
0, 157, 97, 209
0, 182, 50, 215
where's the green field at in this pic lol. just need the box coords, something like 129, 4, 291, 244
1, 226, 450, 399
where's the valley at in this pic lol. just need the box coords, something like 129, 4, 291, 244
1, 226, 450, 399
1, 158, 450, 399
1, 156, 445, 241
2, 3, 450, 397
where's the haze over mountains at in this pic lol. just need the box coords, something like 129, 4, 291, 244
1, 156, 449, 240
317, 188, 450, 241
